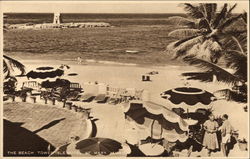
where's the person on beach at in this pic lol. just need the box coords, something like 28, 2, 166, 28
202, 114, 219, 156
77, 57, 83, 64
219, 114, 234, 157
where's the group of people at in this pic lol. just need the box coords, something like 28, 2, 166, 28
203, 114, 235, 157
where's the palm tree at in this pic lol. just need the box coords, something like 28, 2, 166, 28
181, 12, 247, 102
3, 55, 25, 79
166, 3, 243, 63
166, 3, 247, 102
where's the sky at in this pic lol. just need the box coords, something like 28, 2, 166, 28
1, 1, 248, 13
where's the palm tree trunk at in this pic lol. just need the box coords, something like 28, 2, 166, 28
212, 74, 217, 83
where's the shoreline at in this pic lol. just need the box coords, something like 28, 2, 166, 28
5, 53, 187, 68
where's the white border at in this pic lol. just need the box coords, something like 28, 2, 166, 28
0, 1, 249, 159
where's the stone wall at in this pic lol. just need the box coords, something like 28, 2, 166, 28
6, 22, 111, 30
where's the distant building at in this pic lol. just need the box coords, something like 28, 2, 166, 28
53, 13, 61, 24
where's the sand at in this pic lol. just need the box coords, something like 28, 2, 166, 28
7, 59, 249, 157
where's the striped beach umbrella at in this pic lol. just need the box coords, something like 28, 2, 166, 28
124, 100, 189, 143
26, 66, 64, 80
66, 138, 123, 156
160, 87, 216, 113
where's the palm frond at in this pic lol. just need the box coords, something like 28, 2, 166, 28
187, 39, 222, 63
174, 35, 201, 47
182, 72, 213, 82
214, 89, 247, 103
167, 36, 203, 59
226, 4, 237, 18
166, 16, 197, 27
183, 3, 204, 19
198, 18, 211, 30
219, 14, 242, 30
212, 3, 228, 29
204, 3, 217, 22
183, 56, 243, 84
225, 50, 247, 81
230, 35, 246, 54
220, 31, 247, 53
241, 11, 247, 24
168, 28, 200, 38
3, 55, 25, 75
3, 60, 11, 78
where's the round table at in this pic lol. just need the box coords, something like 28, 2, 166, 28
138, 143, 165, 156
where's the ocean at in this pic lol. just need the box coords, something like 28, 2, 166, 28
4, 13, 183, 65
4, 13, 185, 26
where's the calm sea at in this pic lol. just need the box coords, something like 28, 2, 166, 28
4, 13, 185, 64
4, 13, 185, 26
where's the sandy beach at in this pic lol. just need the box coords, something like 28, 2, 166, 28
3, 2, 249, 157
4, 59, 248, 157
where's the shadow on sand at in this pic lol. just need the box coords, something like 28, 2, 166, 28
90, 118, 99, 137
4, 119, 55, 156
33, 118, 65, 134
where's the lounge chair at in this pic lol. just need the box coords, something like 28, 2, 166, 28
108, 97, 120, 105
107, 88, 126, 104
94, 94, 109, 103
22, 81, 42, 95
79, 93, 96, 102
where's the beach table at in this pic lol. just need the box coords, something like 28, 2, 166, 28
138, 143, 164, 156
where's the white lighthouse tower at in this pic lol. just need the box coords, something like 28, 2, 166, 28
53, 12, 61, 24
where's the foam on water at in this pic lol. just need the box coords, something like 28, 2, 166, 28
85, 59, 137, 66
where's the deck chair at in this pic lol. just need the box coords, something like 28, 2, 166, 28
22, 81, 41, 95
134, 89, 144, 100
94, 94, 108, 103
108, 88, 125, 104
79, 93, 96, 102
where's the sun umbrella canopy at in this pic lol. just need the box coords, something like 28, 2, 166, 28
74, 137, 122, 156
26, 68, 64, 79
41, 78, 70, 88
36, 67, 54, 70
161, 87, 215, 105
124, 101, 188, 142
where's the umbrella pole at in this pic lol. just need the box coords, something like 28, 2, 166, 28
151, 120, 155, 143
160, 124, 163, 139
187, 108, 190, 134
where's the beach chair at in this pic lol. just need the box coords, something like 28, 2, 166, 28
22, 81, 41, 95
69, 82, 82, 92
108, 88, 125, 104
79, 93, 96, 102
94, 94, 109, 103
134, 89, 144, 100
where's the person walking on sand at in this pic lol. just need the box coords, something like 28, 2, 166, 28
219, 114, 234, 157
203, 114, 219, 156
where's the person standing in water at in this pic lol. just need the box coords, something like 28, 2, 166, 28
203, 114, 219, 156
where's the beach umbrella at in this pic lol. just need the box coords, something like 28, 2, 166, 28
26, 67, 64, 79
69, 137, 123, 156
124, 100, 189, 143
41, 78, 70, 88
160, 87, 216, 113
